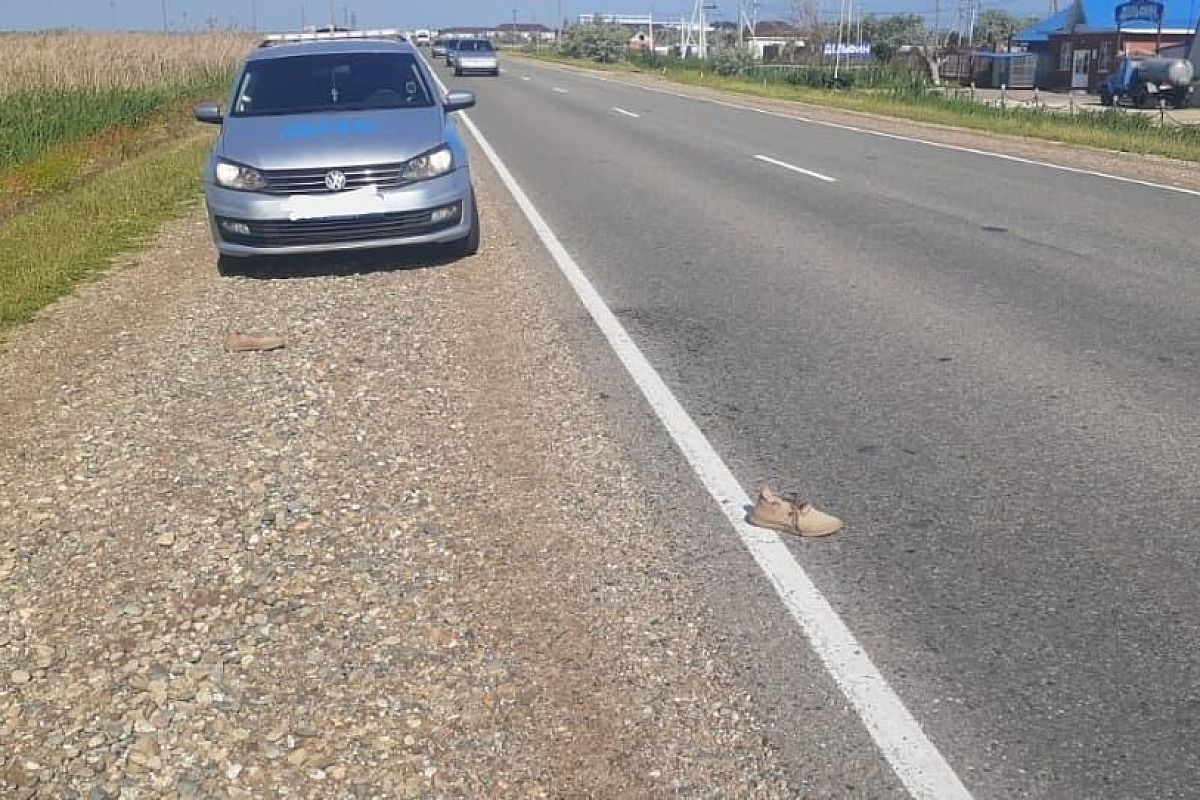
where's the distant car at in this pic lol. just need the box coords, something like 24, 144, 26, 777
413, 29, 431, 46
431, 37, 448, 57
450, 38, 499, 77
193, 32, 480, 270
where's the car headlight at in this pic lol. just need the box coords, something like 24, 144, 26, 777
214, 160, 266, 191
401, 147, 453, 181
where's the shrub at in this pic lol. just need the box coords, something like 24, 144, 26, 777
560, 17, 629, 63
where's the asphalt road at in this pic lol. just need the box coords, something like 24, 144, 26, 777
440, 56, 1200, 798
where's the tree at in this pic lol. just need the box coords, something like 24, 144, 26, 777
861, 13, 927, 62
973, 9, 1038, 45
559, 16, 629, 62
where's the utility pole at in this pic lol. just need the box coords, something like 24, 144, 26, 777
834, 0, 847, 79
300, 2, 307, 29
649, 7, 655, 51
329, 0, 336, 29
250, 0, 257, 31
556, 0, 563, 43
161, 0, 169, 31
932, 0, 941, 56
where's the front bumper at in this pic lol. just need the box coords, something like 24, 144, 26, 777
205, 167, 474, 256
456, 60, 500, 73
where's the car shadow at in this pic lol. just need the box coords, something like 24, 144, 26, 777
221, 243, 462, 280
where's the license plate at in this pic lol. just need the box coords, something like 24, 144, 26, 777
286, 187, 386, 221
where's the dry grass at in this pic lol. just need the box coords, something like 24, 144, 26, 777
0, 31, 255, 91
0, 32, 251, 177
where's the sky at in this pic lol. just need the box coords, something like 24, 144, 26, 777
0, 0, 1054, 32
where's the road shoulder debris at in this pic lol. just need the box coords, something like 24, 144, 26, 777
0, 168, 798, 798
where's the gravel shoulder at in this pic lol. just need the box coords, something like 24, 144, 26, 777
0, 170, 798, 798
513, 56, 1200, 192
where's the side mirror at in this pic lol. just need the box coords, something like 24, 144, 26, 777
443, 89, 476, 113
194, 102, 224, 124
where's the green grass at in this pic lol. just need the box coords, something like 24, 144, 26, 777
0, 132, 213, 331
513, 51, 1200, 162
0, 77, 227, 172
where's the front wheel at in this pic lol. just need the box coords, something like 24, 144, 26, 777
454, 67, 462, 77
1099, 89, 1114, 106
447, 194, 480, 258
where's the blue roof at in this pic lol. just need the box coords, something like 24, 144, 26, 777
1015, 0, 1198, 41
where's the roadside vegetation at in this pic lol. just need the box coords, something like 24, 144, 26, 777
0, 32, 251, 332
521, 23, 1200, 163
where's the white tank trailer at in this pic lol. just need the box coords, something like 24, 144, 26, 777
1101, 27, 1200, 107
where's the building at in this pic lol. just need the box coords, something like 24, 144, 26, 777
496, 22, 555, 42
1015, 0, 1198, 91
746, 21, 806, 61
438, 26, 498, 39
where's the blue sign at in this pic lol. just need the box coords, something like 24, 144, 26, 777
1115, 0, 1163, 26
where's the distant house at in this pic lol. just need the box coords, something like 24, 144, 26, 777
439, 26, 499, 39
1015, 0, 1198, 91
496, 22, 555, 42
747, 20, 806, 61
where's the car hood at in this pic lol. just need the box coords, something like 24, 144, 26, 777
219, 107, 445, 170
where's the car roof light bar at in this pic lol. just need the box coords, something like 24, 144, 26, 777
259, 29, 407, 47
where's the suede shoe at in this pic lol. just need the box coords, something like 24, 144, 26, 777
748, 486, 842, 537
224, 331, 285, 352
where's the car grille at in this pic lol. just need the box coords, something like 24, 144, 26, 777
259, 163, 410, 195
215, 205, 461, 248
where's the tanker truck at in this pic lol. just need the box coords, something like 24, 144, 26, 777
1100, 33, 1200, 108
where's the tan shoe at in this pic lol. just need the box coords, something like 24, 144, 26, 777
224, 331, 285, 352
748, 486, 842, 537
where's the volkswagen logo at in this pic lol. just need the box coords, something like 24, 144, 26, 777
324, 170, 347, 191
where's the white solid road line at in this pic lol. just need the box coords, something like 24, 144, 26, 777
419, 52, 974, 800
754, 154, 837, 183
531, 60, 1200, 199
612, 107, 641, 118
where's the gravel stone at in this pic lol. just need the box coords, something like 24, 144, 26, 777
0, 165, 798, 796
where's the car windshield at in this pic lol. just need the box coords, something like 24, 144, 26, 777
232, 52, 433, 117
457, 40, 494, 52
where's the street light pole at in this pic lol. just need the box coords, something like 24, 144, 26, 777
161, 0, 169, 31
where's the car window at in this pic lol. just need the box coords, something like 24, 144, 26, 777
232, 52, 433, 117
458, 40, 494, 52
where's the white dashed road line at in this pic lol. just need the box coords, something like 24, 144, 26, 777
612, 107, 641, 118
753, 154, 837, 183
552, 86, 568, 94
540, 61, 1200, 199
422, 52, 974, 800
